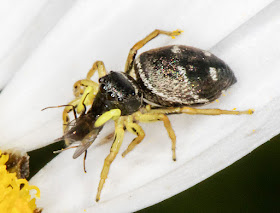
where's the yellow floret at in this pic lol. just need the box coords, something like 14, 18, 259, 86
0, 150, 40, 213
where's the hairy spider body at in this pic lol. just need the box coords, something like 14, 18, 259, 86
54, 29, 253, 202
60, 71, 143, 158
135, 45, 236, 107
97, 71, 142, 115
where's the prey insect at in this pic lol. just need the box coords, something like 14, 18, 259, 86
52, 29, 253, 202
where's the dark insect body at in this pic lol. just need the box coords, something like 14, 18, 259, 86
50, 29, 252, 202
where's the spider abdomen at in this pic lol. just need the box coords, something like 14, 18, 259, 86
134, 45, 236, 107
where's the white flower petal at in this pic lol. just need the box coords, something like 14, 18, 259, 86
0, 0, 272, 151
0, 0, 77, 89
25, 1, 280, 213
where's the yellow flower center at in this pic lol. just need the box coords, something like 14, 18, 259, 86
0, 150, 40, 213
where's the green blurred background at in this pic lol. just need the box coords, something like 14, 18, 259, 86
137, 135, 280, 213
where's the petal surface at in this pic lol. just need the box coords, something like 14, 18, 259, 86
0, 0, 279, 212
0, 0, 77, 89
31, 0, 280, 212
0, 0, 272, 151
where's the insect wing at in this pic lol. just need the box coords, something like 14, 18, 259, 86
72, 127, 102, 159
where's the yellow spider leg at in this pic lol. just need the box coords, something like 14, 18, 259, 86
61, 98, 80, 146
122, 116, 145, 157
94, 109, 121, 127
96, 117, 125, 202
64, 80, 99, 127
75, 86, 95, 114
86, 60, 107, 80
63, 83, 97, 144
125, 29, 183, 74
62, 98, 80, 131
73, 79, 99, 97
133, 112, 177, 161
72, 61, 107, 115
72, 60, 106, 101
62, 62, 107, 146
142, 106, 254, 116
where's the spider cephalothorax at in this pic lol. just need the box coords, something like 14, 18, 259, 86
94, 71, 143, 116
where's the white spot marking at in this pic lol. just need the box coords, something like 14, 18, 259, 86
195, 98, 209, 103
188, 90, 199, 100
209, 67, 218, 81
171, 45, 181, 54
203, 50, 211, 57
135, 57, 142, 71
143, 98, 161, 107
177, 66, 186, 74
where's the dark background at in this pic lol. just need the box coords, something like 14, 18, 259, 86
137, 134, 280, 213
